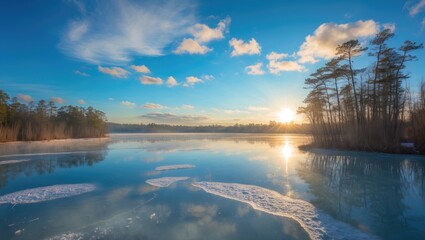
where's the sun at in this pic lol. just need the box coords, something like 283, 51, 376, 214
278, 108, 295, 123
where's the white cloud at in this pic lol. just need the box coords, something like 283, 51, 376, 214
120, 101, 136, 108
51, 97, 64, 104
409, 0, 425, 16
189, 17, 231, 42
174, 17, 230, 55
183, 76, 203, 87
166, 76, 179, 87
268, 60, 306, 73
78, 99, 86, 105
98, 66, 130, 78
229, 38, 261, 57
17, 94, 33, 103
139, 76, 163, 85
181, 104, 194, 109
60, 0, 195, 64
142, 103, 166, 109
266, 51, 306, 73
174, 38, 212, 54
130, 65, 151, 73
202, 75, 214, 80
108, 97, 114, 101
266, 52, 289, 61
297, 20, 379, 63
246, 106, 269, 111
74, 70, 89, 76
245, 63, 265, 75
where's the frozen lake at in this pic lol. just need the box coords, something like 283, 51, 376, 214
0, 134, 424, 240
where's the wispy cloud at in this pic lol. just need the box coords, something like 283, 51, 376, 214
409, 0, 425, 16
120, 100, 136, 108
78, 99, 86, 105
67, 20, 89, 42
202, 75, 214, 80
98, 66, 130, 78
130, 65, 151, 73
245, 63, 265, 75
74, 70, 89, 76
61, 0, 195, 64
108, 97, 114, 101
142, 103, 166, 109
183, 76, 203, 87
246, 106, 269, 111
181, 104, 194, 109
139, 113, 208, 123
67, 0, 86, 15
229, 38, 261, 57
224, 109, 249, 114
166, 76, 179, 87
51, 97, 64, 104
1, 83, 56, 95
174, 17, 231, 55
297, 20, 379, 63
17, 94, 33, 103
140, 76, 163, 85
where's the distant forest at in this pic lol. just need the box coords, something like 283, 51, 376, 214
108, 121, 310, 134
298, 29, 425, 154
0, 89, 108, 142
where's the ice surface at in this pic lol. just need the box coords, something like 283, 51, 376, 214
155, 164, 195, 171
0, 184, 96, 205
45, 232, 84, 240
146, 177, 189, 187
192, 181, 379, 240
0, 159, 30, 165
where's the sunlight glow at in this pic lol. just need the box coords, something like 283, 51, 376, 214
281, 141, 292, 162
278, 108, 295, 123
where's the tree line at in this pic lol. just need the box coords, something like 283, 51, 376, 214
298, 29, 425, 154
0, 89, 108, 142
108, 121, 310, 134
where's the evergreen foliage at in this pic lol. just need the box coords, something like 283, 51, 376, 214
0, 90, 108, 142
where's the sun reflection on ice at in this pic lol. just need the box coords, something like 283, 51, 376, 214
280, 140, 293, 197
280, 141, 292, 165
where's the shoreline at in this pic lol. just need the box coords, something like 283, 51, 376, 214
298, 143, 424, 156
0, 136, 110, 145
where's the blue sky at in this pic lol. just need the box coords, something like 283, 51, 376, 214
1, 0, 424, 124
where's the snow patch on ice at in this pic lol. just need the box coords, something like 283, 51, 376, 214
0, 184, 96, 205
45, 232, 84, 240
146, 177, 189, 187
192, 181, 379, 240
0, 159, 30, 165
155, 164, 195, 171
